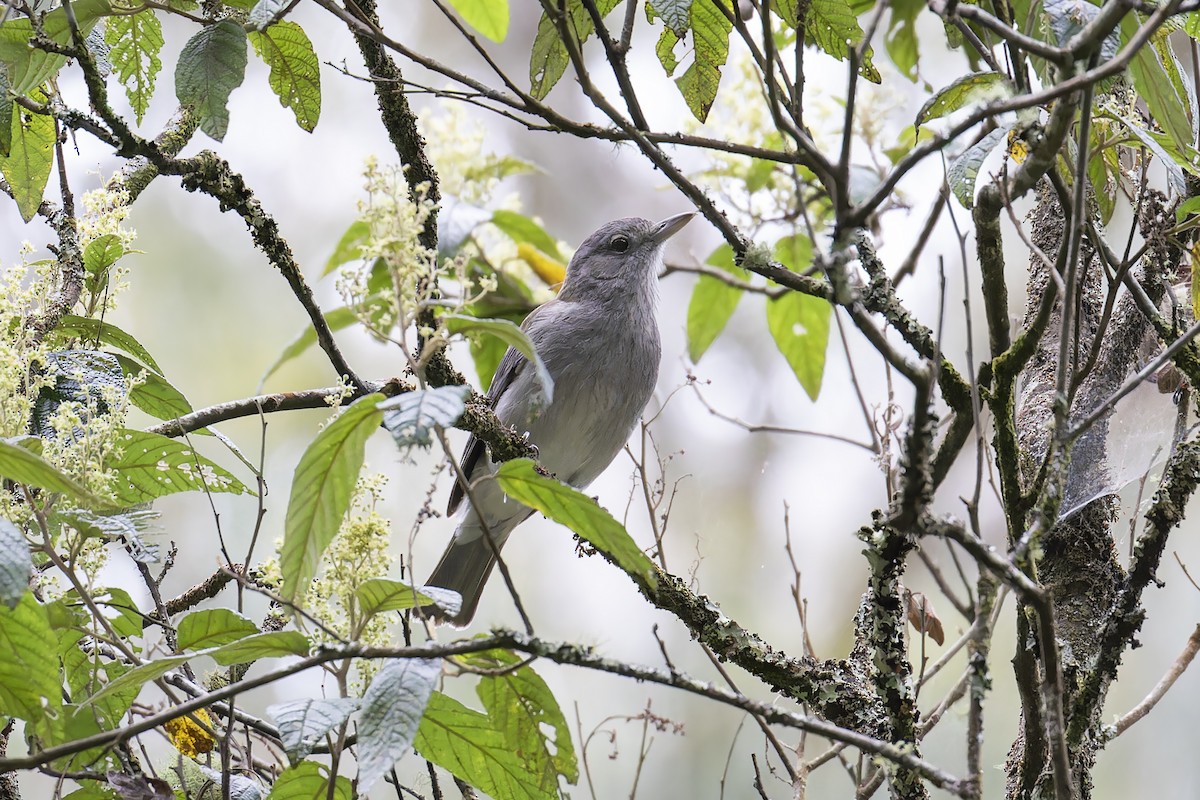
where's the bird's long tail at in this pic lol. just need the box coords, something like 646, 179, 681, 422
422, 514, 520, 626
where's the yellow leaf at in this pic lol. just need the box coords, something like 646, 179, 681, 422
517, 243, 566, 288
1007, 128, 1030, 164
164, 708, 215, 757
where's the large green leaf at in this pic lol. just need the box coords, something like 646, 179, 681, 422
357, 658, 442, 791
265, 762, 351, 800
174, 20, 248, 141
55, 315, 163, 374
113, 353, 194, 421
354, 578, 462, 618
0, 437, 98, 503
107, 430, 248, 504
0, 103, 54, 222
470, 650, 578, 787
280, 393, 384, 603
261, 306, 358, 384
248, 22, 321, 132
0, 0, 112, 96
416, 692, 549, 800
105, 10, 164, 124
209, 630, 310, 665
675, 0, 732, 122
687, 243, 746, 363
946, 126, 1008, 209
1127, 18, 1196, 158
0, 593, 62, 738
766, 235, 830, 400
444, 314, 555, 403
495, 459, 658, 589
491, 210, 566, 263
806, 0, 880, 83
268, 698, 361, 760
448, 0, 510, 42
529, 0, 620, 100
177, 608, 261, 650
916, 72, 1011, 128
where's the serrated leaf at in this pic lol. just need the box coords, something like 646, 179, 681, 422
248, 22, 320, 132
107, 429, 248, 504
267, 698, 362, 760
280, 393, 384, 603
379, 385, 471, 448
806, 0, 880, 82
355, 578, 462, 618
916, 72, 1010, 128
264, 762, 351, 800
84, 653, 190, 706
0, 104, 54, 222
416, 692, 548, 800
448, 0, 509, 42
0, 520, 31, 609
177, 608, 261, 650
946, 126, 1008, 208
471, 650, 578, 786
0, 593, 62, 734
529, 0, 620, 100
0, 0, 111, 96
105, 10, 164, 125
357, 658, 441, 792
491, 210, 565, 263
261, 306, 358, 384
495, 459, 658, 589
209, 630, 310, 665
767, 235, 830, 400
55, 315, 163, 374
443, 315, 555, 404
675, 0, 732, 122
175, 20, 248, 141
0, 437, 99, 503
687, 243, 746, 363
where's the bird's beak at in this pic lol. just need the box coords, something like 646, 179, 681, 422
650, 211, 696, 244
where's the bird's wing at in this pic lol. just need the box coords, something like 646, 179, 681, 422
446, 303, 551, 515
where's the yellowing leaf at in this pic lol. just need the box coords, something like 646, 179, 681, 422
517, 242, 566, 287
164, 708, 215, 757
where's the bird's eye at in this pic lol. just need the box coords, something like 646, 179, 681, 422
609, 235, 630, 253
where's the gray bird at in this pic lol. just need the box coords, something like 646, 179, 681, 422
425, 212, 695, 624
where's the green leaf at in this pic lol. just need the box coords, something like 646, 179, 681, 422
687, 243, 746, 363
1112, 113, 1188, 197
357, 658, 442, 792
416, 692, 548, 800
471, 650, 578, 786
0, 437, 98, 502
1127, 19, 1196, 158
0, 0, 112, 96
265, 762, 351, 800
884, 0, 922, 81
766, 235, 830, 400
448, 0, 509, 42
806, 0, 880, 83
0, 104, 54, 222
113, 353, 194, 421
0, 593, 62, 737
529, 0, 620, 100
248, 22, 321, 132
174, 20, 249, 141
269, 698, 362, 760
261, 306, 358, 384
324, 220, 370, 274
946, 126, 1008, 209
209, 630, 310, 665
0, 70, 13, 158
0, 520, 31, 609
655, 26, 680, 76
177, 608, 261, 650
490, 210, 565, 263
495, 459, 658, 589
84, 653, 191, 706
470, 328, 510, 391
444, 314, 555, 404
649, 0, 692, 36
280, 393, 384, 604
378, 386, 471, 448
55, 315, 163, 374
105, 10, 164, 125
675, 0, 732, 122
915, 72, 1011, 128
107, 429, 247, 504
355, 578, 462, 618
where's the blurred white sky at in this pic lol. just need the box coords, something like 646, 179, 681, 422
5, 3, 1200, 798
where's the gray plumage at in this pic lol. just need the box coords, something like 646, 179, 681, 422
425, 212, 695, 624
